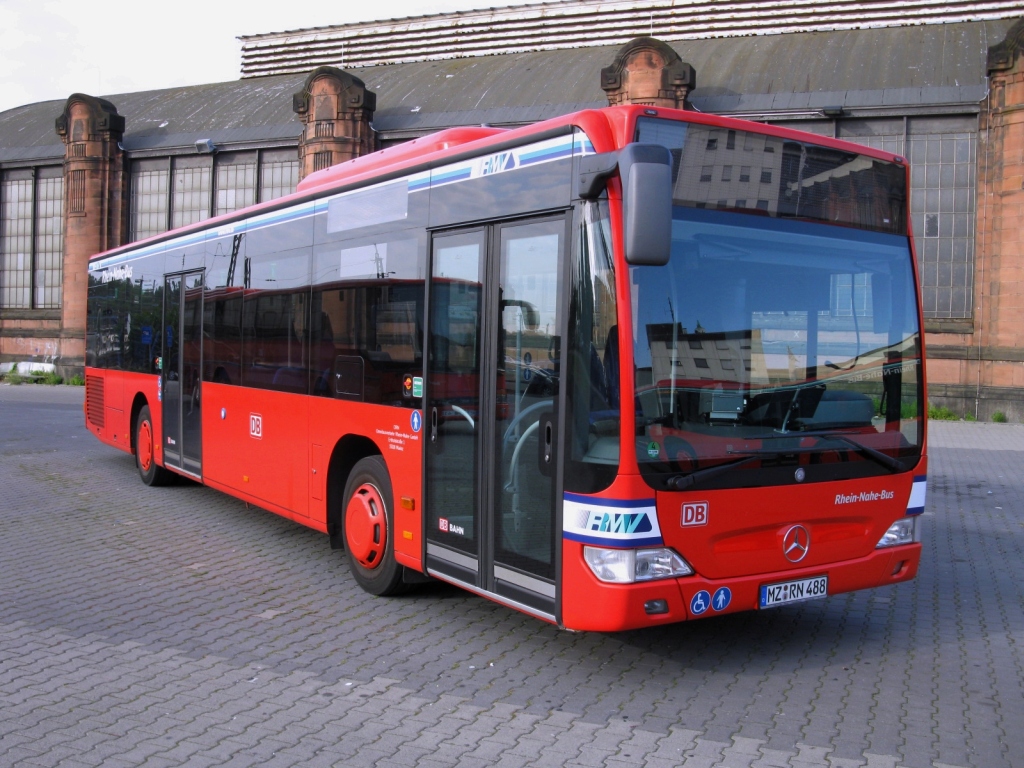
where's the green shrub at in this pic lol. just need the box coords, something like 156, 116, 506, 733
68, 374, 85, 386
872, 399, 921, 420
38, 371, 63, 385
964, 412, 976, 422
4, 373, 24, 385
927, 404, 960, 421
993, 411, 1008, 423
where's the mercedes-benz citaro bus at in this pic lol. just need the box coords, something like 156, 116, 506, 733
84, 105, 926, 631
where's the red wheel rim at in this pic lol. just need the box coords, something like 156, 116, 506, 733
346, 483, 386, 569
138, 419, 153, 471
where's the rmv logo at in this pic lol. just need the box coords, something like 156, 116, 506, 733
681, 501, 709, 527
249, 413, 263, 439
586, 511, 653, 534
480, 152, 516, 176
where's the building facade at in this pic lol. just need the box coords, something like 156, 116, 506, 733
1, 1, 1023, 418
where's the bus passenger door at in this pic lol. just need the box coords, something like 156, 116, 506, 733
162, 271, 204, 477
490, 217, 564, 614
424, 229, 486, 583
425, 216, 566, 620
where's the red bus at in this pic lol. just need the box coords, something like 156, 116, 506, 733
84, 105, 926, 631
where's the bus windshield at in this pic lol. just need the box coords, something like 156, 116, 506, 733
631, 206, 923, 490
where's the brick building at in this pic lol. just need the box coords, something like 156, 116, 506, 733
1, 0, 1023, 418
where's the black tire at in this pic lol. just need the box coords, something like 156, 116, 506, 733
135, 405, 174, 487
341, 456, 407, 596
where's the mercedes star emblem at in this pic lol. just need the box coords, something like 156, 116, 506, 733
782, 524, 810, 563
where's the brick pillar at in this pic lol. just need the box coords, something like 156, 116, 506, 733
960, 19, 1024, 419
54, 94, 127, 376
293, 66, 377, 181
601, 37, 696, 110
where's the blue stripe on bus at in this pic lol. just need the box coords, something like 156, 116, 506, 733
91, 204, 318, 270
246, 203, 316, 231
91, 132, 593, 270
574, 136, 595, 154
563, 531, 664, 547
431, 167, 473, 184
519, 145, 574, 164
563, 493, 656, 508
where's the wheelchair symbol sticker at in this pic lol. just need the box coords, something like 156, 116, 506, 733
690, 590, 711, 616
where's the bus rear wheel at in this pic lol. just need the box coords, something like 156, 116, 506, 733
342, 456, 406, 596
135, 405, 173, 487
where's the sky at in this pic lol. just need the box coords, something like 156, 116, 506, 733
0, 0, 540, 114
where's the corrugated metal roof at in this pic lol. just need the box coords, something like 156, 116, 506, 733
0, 77, 305, 164
0, 102, 67, 162
239, 0, 1024, 77
0, 18, 1015, 165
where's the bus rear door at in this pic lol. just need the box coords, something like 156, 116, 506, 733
162, 270, 204, 477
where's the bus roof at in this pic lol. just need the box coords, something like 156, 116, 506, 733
89, 104, 906, 264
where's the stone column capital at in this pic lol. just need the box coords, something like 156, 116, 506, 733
55, 94, 125, 144
52, 93, 128, 308
601, 36, 696, 110
292, 67, 377, 181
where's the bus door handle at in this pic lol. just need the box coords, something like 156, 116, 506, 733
538, 411, 556, 477
431, 406, 438, 443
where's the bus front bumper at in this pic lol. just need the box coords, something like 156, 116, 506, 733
560, 541, 921, 632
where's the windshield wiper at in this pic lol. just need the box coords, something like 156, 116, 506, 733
664, 432, 907, 491
666, 452, 764, 490
809, 432, 907, 473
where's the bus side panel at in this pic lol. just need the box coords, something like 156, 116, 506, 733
85, 369, 129, 454
102, 370, 126, 449
310, 400, 424, 571
122, 371, 163, 465
201, 383, 309, 520
85, 370, 162, 461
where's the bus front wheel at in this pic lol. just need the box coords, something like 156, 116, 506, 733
342, 456, 406, 596
135, 405, 173, 487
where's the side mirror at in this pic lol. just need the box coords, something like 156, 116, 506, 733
577, 144, 673, 267
620, 144, 673, 266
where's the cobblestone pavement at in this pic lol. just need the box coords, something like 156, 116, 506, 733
1, 384, 1021, 768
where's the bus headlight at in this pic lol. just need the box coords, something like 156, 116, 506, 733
583, 546, 694, 583
876, 517, 919, 548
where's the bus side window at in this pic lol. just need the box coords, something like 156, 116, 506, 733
240, 216, 312, 394
310, 225, 426, 406
565, 202, 619, 494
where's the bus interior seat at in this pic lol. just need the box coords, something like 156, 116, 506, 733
271, 366, 308, 393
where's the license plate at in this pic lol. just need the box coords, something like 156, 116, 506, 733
759, 575, 828, 608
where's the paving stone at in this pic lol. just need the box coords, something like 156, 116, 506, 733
0, 389, 1022, 767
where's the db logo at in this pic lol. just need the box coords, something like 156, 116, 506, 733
439, 518, 449, 532
249, 413, 263, 439
681, 501, 709, 527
